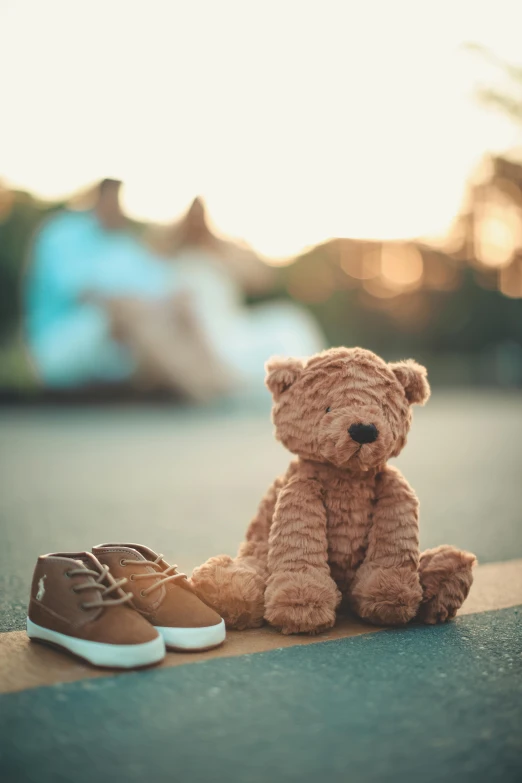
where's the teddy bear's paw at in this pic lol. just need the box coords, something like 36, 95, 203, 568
417, 569, 475, 625
351, 565, 422, 626
268, 603, 336, 636
417, 545, 476, 625
416, 596, 457, 625
264, 571, 340, 634
191, 555, 266, 630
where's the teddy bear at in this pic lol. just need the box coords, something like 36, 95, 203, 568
191, 347, 476, 634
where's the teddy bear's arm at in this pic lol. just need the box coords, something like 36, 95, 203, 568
350, 465, 423, 626
238, 475, 285, 565
264, 472, 341, 634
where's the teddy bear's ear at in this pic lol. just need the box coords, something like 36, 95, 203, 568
389, 359, 430, 405
265, 356, 304, 400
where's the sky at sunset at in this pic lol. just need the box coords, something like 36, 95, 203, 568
2, 0, 521, 257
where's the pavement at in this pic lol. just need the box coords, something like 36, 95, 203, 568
0, 390, 521, 782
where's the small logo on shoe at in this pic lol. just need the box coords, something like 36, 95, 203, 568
36, 576, 46, 601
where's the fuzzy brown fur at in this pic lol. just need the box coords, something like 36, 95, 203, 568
192, 347, 476, 634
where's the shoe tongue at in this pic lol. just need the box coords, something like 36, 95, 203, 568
51, 551, 101, 572
48, 553, 104, 587
72, 552, 106, 577
121, 544, 159, 562
94, 543, 158, 563
114, 546, 148, 560
133, 549, 152, 560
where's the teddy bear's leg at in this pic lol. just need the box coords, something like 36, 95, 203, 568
190, 544, 267, 630
350, 466, 423, 626
264, 476, 341, 635
351, 562, 422, 625
190, 478, 283, 630
416, 545, 476, 624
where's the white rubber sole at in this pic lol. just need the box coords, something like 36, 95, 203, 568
27, 617, 166, 669
155, 618, 226, 651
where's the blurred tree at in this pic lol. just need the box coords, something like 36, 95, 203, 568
0, 190, 61, 338
1, 175, 522, 390
466, 43, 522, 125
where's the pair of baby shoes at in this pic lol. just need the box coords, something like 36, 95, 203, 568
27, 543, 226, 669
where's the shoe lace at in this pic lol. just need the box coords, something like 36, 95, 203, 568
67, 565, 132, 610
120, 554, 187, 597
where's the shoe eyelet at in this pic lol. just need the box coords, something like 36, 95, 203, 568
71, 586, 79, 593
140, 590, 146, 598
129, 574, 136, 581
64, 570, 72, 578
120, 559, 127, 567
79, 603, 89, 611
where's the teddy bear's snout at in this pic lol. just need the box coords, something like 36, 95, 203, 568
348, 423, 379, 444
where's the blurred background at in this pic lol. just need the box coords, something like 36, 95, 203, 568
1, 1, 521, 625
2, 0, 522, 397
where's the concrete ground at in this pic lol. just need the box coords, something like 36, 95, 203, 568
0, 390, 521, 782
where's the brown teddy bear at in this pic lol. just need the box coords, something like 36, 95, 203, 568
191, 347, 476, 634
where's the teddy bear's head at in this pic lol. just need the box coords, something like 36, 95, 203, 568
265, 347, 430, 471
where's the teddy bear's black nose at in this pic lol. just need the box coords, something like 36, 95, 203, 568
348, 423, 379, 444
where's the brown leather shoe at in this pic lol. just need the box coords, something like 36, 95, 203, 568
27, 551, 165, 668
92, 543, 226, 651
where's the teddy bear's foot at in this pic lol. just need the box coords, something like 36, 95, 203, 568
351, 565, 423, 626
416, 545, 476, 624
191, 555, 266, 630
264, 571, 341, 635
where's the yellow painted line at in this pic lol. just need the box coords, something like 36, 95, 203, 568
0, 558, 520, 695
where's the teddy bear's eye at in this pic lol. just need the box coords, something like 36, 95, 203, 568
325, 406, 331, 413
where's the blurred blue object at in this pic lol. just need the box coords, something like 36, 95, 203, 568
25, 209, 174, 387
24, 204, 325, 393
